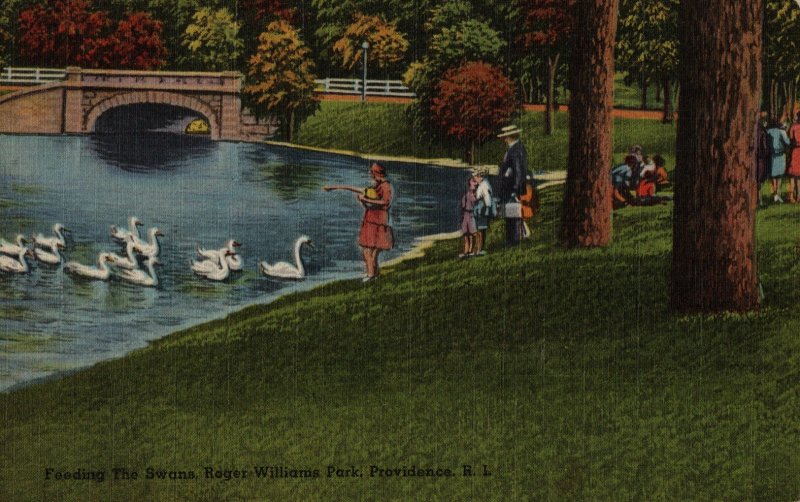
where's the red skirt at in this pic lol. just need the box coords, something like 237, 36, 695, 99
358, 220, 394, 250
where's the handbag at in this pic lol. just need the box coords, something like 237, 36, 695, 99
501, 202, 522, 219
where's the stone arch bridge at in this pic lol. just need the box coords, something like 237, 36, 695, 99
0, 67, 273, 141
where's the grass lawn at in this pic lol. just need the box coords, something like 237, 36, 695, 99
2, 163, 799, 500
298, 101, 677, 170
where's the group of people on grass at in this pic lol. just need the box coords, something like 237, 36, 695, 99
459, 125, 539, 257
757, 113, 800, 205
610, 145, 671, 209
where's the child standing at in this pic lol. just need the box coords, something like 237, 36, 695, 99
459, 176, 478, 258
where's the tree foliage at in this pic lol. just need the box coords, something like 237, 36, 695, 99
518, 0, 575, 134
616, 0, 678, 105
244, 20, 319, 141
431, 61, 518, 163
180, 8, 243, 71
332, 13, 408, 72
16, 0, 165, 69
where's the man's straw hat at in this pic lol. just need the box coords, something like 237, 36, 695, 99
497, 125, 523, 138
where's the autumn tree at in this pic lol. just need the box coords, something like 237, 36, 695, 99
670, 0, 763, 313
244, 20, 318, 142
431, 61, 518, 164
616, 0, 678, 122
101, 12, 166, 70
16, 0, 111, 67
559, 0, 619, 248
180, 8, 243, 71
518, 0, 575, 135
332, 13, 408, 74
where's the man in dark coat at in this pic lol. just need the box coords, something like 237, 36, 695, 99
755, 117, 770, 208
498, 125, 529, 245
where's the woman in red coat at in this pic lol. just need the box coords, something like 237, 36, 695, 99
788, 112, 800, 203
324, 162, 394, 281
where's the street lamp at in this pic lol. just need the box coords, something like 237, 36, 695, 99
361, 41, 370, 103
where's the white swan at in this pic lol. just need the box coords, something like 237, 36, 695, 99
132, 227, 163, 257
259, 236, 313, 280
192, 250, 234, 281
34, 241, 64, 265
197, 239, 242, 271
64, 253, 115, 280
0, 248, 34, 274
0, 234, 28, 256
108, 239, 138, 269
120, 255, 160, 287
110, 216, 143, 243
33, 223, 69, 249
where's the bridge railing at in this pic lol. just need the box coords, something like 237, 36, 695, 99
0, 67, 67, 85
314, 78, 415, 98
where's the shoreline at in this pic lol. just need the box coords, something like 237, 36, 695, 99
1, 136, 565, 394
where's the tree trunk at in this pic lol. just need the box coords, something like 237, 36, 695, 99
655, 83, 662, 102
671, 0, 762, 313
545, 53, 560, 136
640, 77, 648, 110
286, 110, 296, 142
466, 140, 476, 165
662, 76, 673, 124
769, 78, 778, 121
559, 0, 619, 248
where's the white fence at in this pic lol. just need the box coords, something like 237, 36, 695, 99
314, 78, 415, 98
0, 67, 67, 85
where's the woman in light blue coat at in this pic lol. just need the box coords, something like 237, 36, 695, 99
767, 119, 791, 203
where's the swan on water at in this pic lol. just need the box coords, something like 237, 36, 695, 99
110, 216, 143, 243
120, 255, 160, 287
33, 241, 65, 265
0, 234, 28, 256
108, 238, 139, 269
32, 223, 69, 249
64, 253, 115, 280
0, 248, 34, 274
132, 227, 163, 257
192, 250, 235, 281
259, 236, 314, 280
197, 239, 242, 271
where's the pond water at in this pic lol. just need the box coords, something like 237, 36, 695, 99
0, 133, 467, 391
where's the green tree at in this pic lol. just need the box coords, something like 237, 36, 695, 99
616, 0, 678, 122
765, 0, 800, 120
0, 16, 10, 69
244, 20, 319, 142
180, 8, 243, 71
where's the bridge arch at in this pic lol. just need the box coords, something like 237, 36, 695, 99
85, 91, 220, 139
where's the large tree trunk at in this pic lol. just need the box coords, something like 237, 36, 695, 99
559, 0, 619, 248
544, 53, 560, 136
671, 0, 762, 313
662, 76, 673, 124
640, 76, 648, 110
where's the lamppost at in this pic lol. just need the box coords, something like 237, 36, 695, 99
361, 41, 370, 103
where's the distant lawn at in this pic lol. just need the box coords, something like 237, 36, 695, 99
2, 181, 799, 500
297, 101, 676, 170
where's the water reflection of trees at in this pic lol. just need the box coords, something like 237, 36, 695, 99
258, 161, 324, 201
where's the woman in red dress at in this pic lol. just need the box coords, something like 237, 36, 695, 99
788, 112, 800, 203
324, 162, 393, 281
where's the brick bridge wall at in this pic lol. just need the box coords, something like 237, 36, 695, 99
0, 68, 276, 141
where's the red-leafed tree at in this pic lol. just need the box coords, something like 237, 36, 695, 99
431, 61, 518, 165
518, 0, 575, 135
16, 0, 165, 70
17, 0, 111, 68
99, 12, 167, 70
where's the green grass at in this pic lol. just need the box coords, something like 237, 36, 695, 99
2, 177, 800, 500
298, 101, 677, 170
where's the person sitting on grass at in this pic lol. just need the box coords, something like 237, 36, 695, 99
653, 155, 671, 191
611, 154, 639, 209
459, 176, 478, 258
